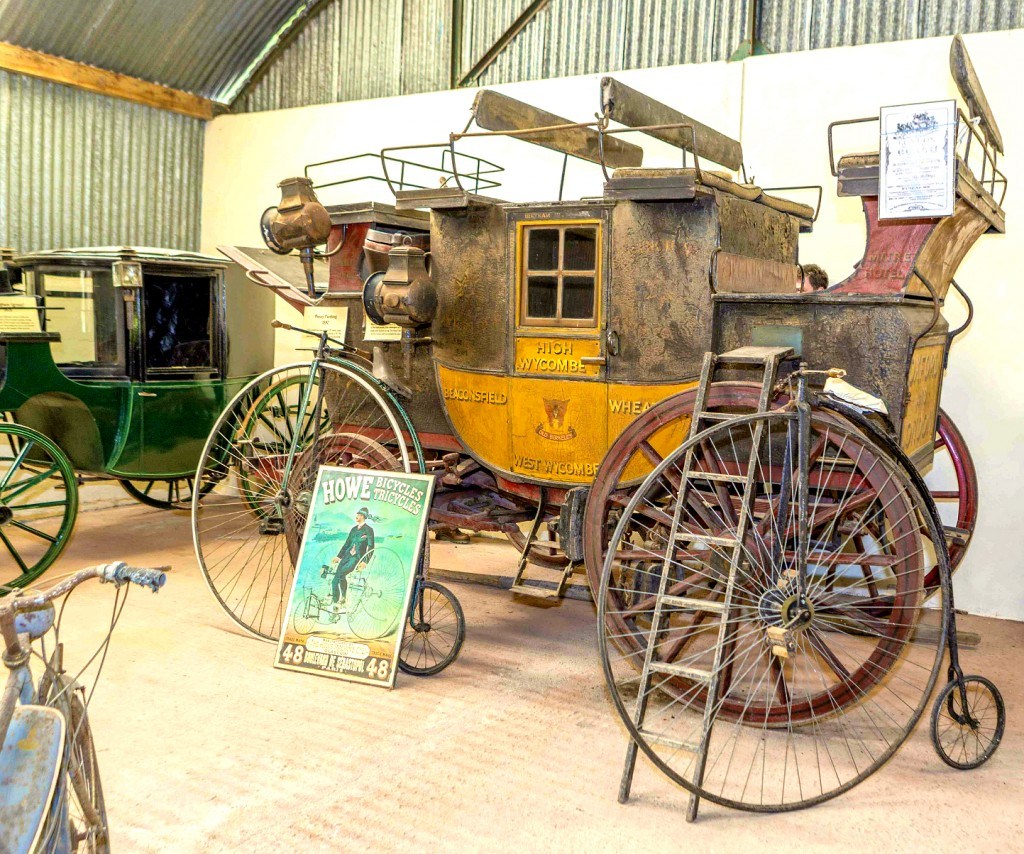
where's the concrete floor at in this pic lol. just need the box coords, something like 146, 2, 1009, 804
36, 495, 1024, 852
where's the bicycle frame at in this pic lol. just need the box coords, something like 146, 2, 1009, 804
1, 563, 165, 853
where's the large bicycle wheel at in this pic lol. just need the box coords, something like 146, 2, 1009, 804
192, 362, 413, 641
398, 580, 466, 675
347, 547, 408, 640
599, 409, 946, 812
0, 424, 78, 592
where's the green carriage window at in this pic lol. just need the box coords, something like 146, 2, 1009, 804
144, 275, 215, 370
41, 270, 120, 367
521, 224, 598, 328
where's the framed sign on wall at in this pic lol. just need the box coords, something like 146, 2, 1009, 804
879, 99, 957, 219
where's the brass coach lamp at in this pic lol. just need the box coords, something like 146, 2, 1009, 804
260, 176, 333, 297
362, 244, 436, 328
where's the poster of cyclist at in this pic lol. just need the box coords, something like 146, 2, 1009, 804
275, 465, 435, 688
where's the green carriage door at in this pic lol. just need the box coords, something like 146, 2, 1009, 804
136, 273, 223, 477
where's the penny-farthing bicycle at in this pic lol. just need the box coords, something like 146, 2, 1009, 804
191, 324, 464, 676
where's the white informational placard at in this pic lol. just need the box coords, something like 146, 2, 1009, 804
305, 305, 348, 341
0, 296, 42, 333
363, 316, 403, 342
879, 100, 956, 220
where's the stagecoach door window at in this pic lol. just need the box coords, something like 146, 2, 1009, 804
521, 225, 598, 328
39, 269, 123, 372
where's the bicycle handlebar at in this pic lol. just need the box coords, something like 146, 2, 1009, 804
270, 319, 371, 361
100, 563, 168, 592
1, 562, 169, 614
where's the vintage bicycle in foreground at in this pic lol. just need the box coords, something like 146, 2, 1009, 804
0, 561, 167, 852
198, 35, 1005, 816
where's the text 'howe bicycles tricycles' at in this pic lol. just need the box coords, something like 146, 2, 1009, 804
0, 247, 273, 590
195, 35, 1005, 817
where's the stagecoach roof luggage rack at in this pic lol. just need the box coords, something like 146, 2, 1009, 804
829, 35, 1007, 234
388, 85, 819, 228
304, 149, 503, 208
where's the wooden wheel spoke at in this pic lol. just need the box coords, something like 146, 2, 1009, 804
0, 529, 29, 572
638, 441, 682, 491
799, 488, 877, 538
766, 647, 791, 706
0, 439, 34, 491
780, 549, 897, 568
10, 520, 57, 543
659, 592, 721, 662
3, 464, 59, 501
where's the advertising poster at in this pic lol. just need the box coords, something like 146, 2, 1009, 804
275, 466, 435, 688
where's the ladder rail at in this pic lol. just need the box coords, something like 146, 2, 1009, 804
616, 346, 794, 821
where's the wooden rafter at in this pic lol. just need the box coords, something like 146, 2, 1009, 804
0, 42, 220, 121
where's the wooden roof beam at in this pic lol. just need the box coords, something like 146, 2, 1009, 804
0, 42, 220, 121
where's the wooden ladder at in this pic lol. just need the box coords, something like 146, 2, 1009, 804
618, 346, 793, 822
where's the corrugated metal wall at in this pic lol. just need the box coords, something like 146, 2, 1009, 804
0, 71, 204, 251
237, 0, 455, 112
234, 0, 1024, 113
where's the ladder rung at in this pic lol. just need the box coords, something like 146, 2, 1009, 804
649, 661, 714, 683
945, 526, 971, 545
661, 595, 726, 614
686, 470, 747, 484
674, 532, 738, 547
694, 411, 735, 423
638, 729, 701, 753
715, 346, 795, 364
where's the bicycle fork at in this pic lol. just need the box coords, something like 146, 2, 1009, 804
262, 348, 326, 535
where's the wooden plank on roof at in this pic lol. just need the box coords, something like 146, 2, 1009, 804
601, 77, 743, 172
472, 90, 643, 169
950, 34, 1003, 154
0, 42, 219, 121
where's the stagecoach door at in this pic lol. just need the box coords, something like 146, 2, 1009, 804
509, 218, 608, 485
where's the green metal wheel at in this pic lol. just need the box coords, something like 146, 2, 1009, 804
0, 423, 78, 592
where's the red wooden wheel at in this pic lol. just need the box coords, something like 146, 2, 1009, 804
929, 408, 978, 580
595, 408, 946, 810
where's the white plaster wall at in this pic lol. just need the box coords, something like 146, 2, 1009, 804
201, 31, 1024, 621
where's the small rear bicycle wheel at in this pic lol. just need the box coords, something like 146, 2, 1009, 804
399, 580, 465, 676
0, 423, 78, 592
930, 675, 1005, 770
192, 361, 412, 641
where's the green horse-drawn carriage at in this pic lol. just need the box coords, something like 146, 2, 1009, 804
0, 247, 273, 589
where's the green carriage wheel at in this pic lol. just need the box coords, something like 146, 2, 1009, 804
0, 423, 78, 592
118, 476, 212, 509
